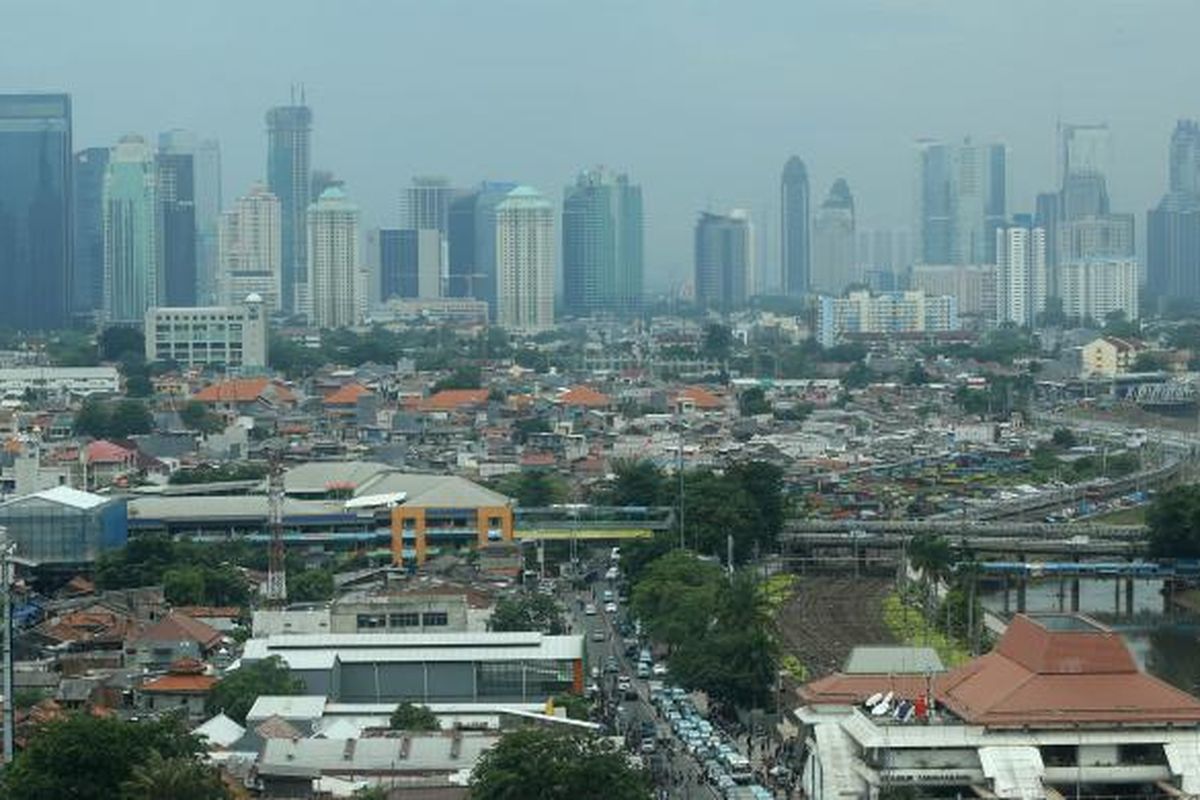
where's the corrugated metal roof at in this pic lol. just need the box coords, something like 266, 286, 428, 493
250, 632, 584, 666
258, 734, 500, 777
246, 695, 329, 722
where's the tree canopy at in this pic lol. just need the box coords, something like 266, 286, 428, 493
3, 713, 222, 800
1148, 485, 1200, 559
389, 702, 439, 731
468, 729, 650, 800
490, 593, 567, 634
206, 656, 305, 724
74, 397, 155, 439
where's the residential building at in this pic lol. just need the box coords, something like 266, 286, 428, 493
242, 631, 584, 703
160, 130, 222, 304
266, 101, 312, 314
797, 614, 1200, 800
138, 659, 217, 721
816, 290, 958, 347
219, 184, 282, 311
694, 210, 753, 312
72, 147, 109, 315
781, 156, 811, 296
330, 584, 494, 634
811, 179, 856, 295
0, 366, 119, 397
144, 294, 269, 372
103, 135, 160, 324
307, 186, 365, 329
155, 150, 197, 307
909, 263, 996, 321
995, 224, 1047, 327
128, 612, 222, 671
373, 296, 489, 326
1080, 335, 1143, 378
562, 167, 644, 316
0, 93, 73, 329
1056, 214, 1135, 264
915, 138, 1006, 265
495, 185, 555, 332
0, 486, 127, 565
379, 228, 441, 300
855, 227, 911, 278
1059, 258, 1139, 325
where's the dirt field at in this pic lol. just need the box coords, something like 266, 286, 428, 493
777, 575, 897, 678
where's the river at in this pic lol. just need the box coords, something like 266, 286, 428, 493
980, 577, 1200, 694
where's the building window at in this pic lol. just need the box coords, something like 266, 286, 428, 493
356, 614, 387, 630
422, 612, 449, 627
389, 612, 420, 628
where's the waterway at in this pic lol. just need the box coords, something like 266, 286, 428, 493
980, 577, 1200, 694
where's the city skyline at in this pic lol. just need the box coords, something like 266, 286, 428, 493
4, 1, 1199, 291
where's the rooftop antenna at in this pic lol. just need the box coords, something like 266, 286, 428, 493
265, 449, 287, 605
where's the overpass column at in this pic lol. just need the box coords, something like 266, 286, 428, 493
1002, 576, 1010, 616
1070, 553, 1081, 613
1114, 577, 1121, 616
1017, 552, 1027, 613
1126, 576, 1135, 616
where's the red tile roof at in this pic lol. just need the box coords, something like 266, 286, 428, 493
675, 386, 725, 410
141, 673, 217, 694
420, 389, 489, 411
193, 378, 295, 405
558, 386, 612, 409
323, 382, 373, 406
85, 440, 135, 464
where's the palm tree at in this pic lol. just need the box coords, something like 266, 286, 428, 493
908, 534, 953, 636
120, 751, 231, 800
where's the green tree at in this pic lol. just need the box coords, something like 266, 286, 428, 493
289, 569, 334, 603
207, 656, 305, 724
3, 714, 206, 800
432, 365, 482, 392
726, 461, 785, 546
842, 361, 874, 389
119, 749, 233, 800
1148, 485, 1200, 559
389, 702, 439, 731
493, 470, 567, 507
108, 399, 154, 437
702, 324, 733, 360
598, 460, 666, 507
100, 326, 146, 363
468, 729, 650, 800
74, 396, 112, 438
162, 566, 206, 606
1051, 427, 1078, 449
490, 593, 567, 634
179, 399, 224, 434
631, 550, 723, 648
737, 386, 771, 416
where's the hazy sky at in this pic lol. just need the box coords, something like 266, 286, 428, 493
3, 0, 1196, 290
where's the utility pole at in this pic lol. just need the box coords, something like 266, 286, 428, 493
677, 413, 686, 551
265, 451, 288, 606
1, 535, 14, 763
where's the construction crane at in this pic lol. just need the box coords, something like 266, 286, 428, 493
265, 450, 287, 605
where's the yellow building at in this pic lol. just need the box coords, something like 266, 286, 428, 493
386, 477, 514, 568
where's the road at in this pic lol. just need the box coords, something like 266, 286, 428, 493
567, 570, 721, 799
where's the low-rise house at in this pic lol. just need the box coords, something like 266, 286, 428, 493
127, 612, 222, 671
138, 658, 217, 721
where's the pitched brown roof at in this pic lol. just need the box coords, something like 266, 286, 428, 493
675, 386, 725, 410
558, 386, 612, 409
323, 382, 373, 406
141, 672, 217, 694
420, 389, 489, 411
255, 715, 303, 740
194, 378, 295, 405
132, 613, 222, 650
937, 615, 1200, 728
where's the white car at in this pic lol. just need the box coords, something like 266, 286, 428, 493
584, 603, 597, 616
604, 566, 619, 581
652, 662, 668, 676
604, 602, 618, 613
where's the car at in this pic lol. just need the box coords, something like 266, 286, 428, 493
610, 546, 620, 561
584, 603, 597, 616
602, 589, 614, 602
652, 662, 668, 676
605, 657, 620, 673
640, 738, 656, 754
590, 666, 601, 679
636, 662, 651, 678
591, 629, 606, 642
617, 675, 632, 691
604, 601, 618, 613
604, 566, 619, 581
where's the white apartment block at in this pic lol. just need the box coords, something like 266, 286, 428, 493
817, 290, 958, 347
144, 295, 268, 372
1059, 258, 1139, 324
219, 184, 282, 312
995, 226, 1046, 328
496, 186, 555, 333
909, 264, 997, 321
307, 187, 366, 330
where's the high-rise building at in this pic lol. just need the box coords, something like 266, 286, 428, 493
380, 228, 441, 300
1056, 215, 1135, 264
159, 130, 221, 304
446, 191, 479, 299
266, 101, 312, 315
155, 151, 197, 307
495, 186, 555, 332
1061, 123, 1111, 184
781, 156, 811, 296
1059, 258, 1139, 325
1149, 121, 1200, 306
73, 147, 109, 315
103, 135, 160, 324
1169, 120, 1200, 197
219, 184, 282, 311
909, 263, 996, 322
811, 179, 855, 295
446, 182, 519, 310
694, 210, 752, 312
915, 138, 1006, 265
995, 224, 1047, 328
307, 187, 364, 329
562, 167, 643, 316
404, 176, 454, 234
0, 93, 73, 330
